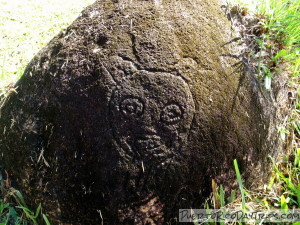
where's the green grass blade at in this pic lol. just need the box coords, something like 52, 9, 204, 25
296, 184, 300, 207
43, 214, 52, 225
219, 185, 225, 207
228, 190, 236, 204
34, 203, 41, 218
234, 159, 246, 211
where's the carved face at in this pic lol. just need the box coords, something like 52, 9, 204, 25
109, 72, 195, 162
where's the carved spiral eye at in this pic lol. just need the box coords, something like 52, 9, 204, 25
161, 104, 183, 124
120, 97, 144, 118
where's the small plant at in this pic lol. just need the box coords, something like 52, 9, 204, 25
0, 172, 51, 225
273, 163, 300, 207
255, 0, 300, 86
233, 159, 248, 212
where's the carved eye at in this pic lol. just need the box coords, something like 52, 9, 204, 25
161, 104, 183, 124
120, 97, 144, 118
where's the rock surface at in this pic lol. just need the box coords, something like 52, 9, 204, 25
0, 0, 282, 224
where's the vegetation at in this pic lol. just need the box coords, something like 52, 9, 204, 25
205, 0, 300, 223
0, 176, 50, 224
0, 0, 299, 224
256, 0, 300, 88
0, 0, 95, 87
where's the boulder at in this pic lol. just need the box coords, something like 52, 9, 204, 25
0, 0, 282, 224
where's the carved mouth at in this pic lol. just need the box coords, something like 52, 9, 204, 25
133, 135, 170, 158
135, 135, 162, 151
121, 135, 173, 159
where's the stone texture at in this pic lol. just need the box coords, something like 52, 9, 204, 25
0, 0, 282, 224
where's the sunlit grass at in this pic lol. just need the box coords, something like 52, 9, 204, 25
258, 0, 300, 78
204, 0, 300, 218
0, 0, 95, 86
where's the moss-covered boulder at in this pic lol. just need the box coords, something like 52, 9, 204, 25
0, 0, 282, 224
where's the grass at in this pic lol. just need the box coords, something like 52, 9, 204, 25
185, 0, 300, 224
0, 175, 50, 225
233, 159, 247, 211
0, 0, 95, 86
249, 0, 299, 212
0, 0, 299, 224
204, 0, 300, 223
205, 158, 300, 224
256, 0, 300, 87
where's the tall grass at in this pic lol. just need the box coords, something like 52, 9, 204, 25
233, 159, 247, 211
257, 0, 300, 77
206, 0, 299, 221
256, 0, 300, 211
0, 175, 51, 225
259, 0, 300, 46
